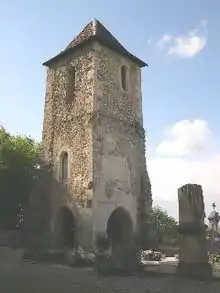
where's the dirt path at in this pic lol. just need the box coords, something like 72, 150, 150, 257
0, 248, 219, 293
0, 261, 219, 293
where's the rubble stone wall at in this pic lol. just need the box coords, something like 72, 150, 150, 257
42, 46, 94, 210
92, 42, 152, 237
42, 46, 95, 250
42, 41, 152, 249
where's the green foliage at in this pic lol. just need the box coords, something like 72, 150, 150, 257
152, 205, 178, 242
0, 127, 41, 230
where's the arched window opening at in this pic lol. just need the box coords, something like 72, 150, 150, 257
67, 66, 76, 102
60, 152, 68, 184
121, 65, 127, 90
86, 199, 92, 208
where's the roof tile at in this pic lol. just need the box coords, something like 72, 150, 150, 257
43, 19, 147, 67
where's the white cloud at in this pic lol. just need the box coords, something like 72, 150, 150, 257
149, 155, 220, 201
148, 154, 220, 219
148, 117, 219, 220
157, 35, 173, 48
158, 20, 207, 58
156, 119, 212, 157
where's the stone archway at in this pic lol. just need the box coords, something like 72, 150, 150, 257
107, 206, 133, 246
55, 207, 76, 249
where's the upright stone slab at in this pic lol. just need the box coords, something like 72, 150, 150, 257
177, 184, 212, 278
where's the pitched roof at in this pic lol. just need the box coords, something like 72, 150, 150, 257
43, 19, 148, 67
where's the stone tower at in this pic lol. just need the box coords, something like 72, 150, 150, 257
42, 19, 152, 251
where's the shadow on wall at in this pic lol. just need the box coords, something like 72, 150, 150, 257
54, 207, 76, 249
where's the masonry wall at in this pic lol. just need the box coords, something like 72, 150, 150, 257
42, 41, 152, 249
93, 43, 143, 124
92, 42, 152, 236
42, 47, 95, 249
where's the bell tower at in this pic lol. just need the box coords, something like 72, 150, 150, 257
42, 19, 152, 250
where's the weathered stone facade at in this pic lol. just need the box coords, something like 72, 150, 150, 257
42, 20, 152, 251
42, 46, 94, 250
177, 184, 212, 278
92, 42, 152, 236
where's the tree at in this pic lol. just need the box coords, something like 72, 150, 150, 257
0, 127, 41, 230
152, 205, 178, 243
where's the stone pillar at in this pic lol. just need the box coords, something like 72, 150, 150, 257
177, 184, 212, 278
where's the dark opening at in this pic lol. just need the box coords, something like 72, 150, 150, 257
60, 152, 68, 183
67, 67, 76, 102
107, 207, 133, 245
87, 199, 92, 208
55, 207, 76, 249
121, 65, 127, 90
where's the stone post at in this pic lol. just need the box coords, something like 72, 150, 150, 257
177, 184, 212, 278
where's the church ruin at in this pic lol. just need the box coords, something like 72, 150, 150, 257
41, 19, 152, 251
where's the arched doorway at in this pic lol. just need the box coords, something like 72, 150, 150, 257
107, 207, 133, 246
55, 207, 76, 249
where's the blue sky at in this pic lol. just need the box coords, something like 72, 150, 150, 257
0, 0, 220, 219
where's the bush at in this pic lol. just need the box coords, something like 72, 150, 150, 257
152, 206, 178, 243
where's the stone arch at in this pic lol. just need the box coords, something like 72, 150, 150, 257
107, 206, 133, 246
54, 207, 76, 249
60, 151, 68, 183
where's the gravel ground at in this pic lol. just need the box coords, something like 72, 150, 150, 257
0, 248, 219, 293
0, 261, 219, 293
